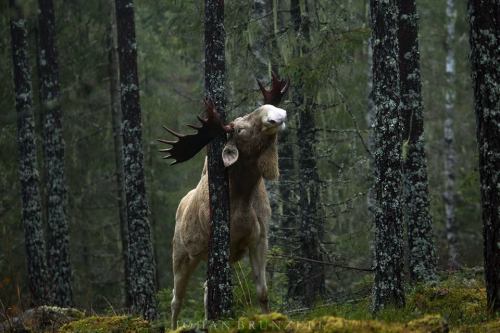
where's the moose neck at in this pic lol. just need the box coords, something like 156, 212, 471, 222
228, 156, 264, 202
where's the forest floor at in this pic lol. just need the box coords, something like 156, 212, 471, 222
3, 271, 500, 332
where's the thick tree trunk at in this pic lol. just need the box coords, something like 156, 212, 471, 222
204, 0, 232, 320
468, 0, 500, 313
444, 0, 461, 270
37, 0, 72, 307
370, 0, 405, 312
114, 0, 158, 320
288, 0, 325, 306
107, 0, 131, 308
398, 0, 437, 282
9, 1, 49, 306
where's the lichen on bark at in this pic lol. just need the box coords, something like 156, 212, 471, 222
9, 0, 49, 306
115, 0, 158, 320
370, 0, 405, 312
398, 0, 437, 283
468, 0, 500, 313
205, 0, 233, 320
37, 0, 72, 306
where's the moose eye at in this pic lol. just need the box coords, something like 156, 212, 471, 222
237, 127, 245, 134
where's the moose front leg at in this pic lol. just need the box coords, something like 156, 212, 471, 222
249, 238, 269, 313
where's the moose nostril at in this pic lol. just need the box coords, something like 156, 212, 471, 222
268, 119, 277, 124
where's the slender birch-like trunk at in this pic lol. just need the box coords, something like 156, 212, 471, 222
443, 0, 460, 270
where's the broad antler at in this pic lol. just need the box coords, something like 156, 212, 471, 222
257, 71, 290, 106
158, 98, 233, 165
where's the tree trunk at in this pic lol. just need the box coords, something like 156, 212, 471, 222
114, 0, 158, 320
37, 0, 72, 307
288, 0, 325, 306
252, 0, 279, 244
370, 0, 405, 312
366, 5, 375, 232
468, 0, 500, 313
398, 0, 437, 282
251, 0, 271, 83
107, 0, 131, 308
9, 0, 49, 306
205, 0, 232, 320
443, 0, 460, 271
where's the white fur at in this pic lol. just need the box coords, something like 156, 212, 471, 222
261, 104, 287, 127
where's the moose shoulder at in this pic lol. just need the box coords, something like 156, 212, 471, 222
159, 73, 289, 328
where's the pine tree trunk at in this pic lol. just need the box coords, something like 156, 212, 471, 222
398, 0, 437, 282
205, 0, 232, 320
366, 6, 375, 228
289, 0, 325, 306
114, 0, 158, 320
370, 0, 405, 312
468, 0, 500, 313
107, 0, 131, 308
444, 0, 460, 270
252, 0, 279, 248
268, 0, 299, 303
9, 1, 49, 306
37, 0, 72, 307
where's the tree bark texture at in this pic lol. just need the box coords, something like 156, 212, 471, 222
370, 0, 405, 312
468, 0, 500, 313
37, 0, 72, 307
115, 0, 158, 320
205, 0, 233, 320
252, 0, 279, 245
108, 0, 131, 308
9, 0, 49, 306
288, 0, 325, 306
444, 0, 461, 270
398, 0, 437, 282
280, 0, 300, 299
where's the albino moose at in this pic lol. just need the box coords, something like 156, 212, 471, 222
159, 73, 289, 327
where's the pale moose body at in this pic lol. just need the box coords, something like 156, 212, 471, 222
160, 74, 289, 328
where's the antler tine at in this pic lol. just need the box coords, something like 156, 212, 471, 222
257, 70, 290, 106
162, 125, 185, 138
157, 97, 232, 165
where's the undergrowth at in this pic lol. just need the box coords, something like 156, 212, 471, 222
5, 270, 499, 332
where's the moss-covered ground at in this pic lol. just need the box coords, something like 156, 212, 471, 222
28, 273, 499, 332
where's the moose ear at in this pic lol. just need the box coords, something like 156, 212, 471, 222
222, 141, 239, 167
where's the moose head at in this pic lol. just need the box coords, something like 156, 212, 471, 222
158, 72, 289, 173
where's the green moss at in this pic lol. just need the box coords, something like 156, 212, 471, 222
407, 277, 488, 325
213, 312, 447, 333
58, 315, 151, 333
406, 315, 448, 333
453, 319, 500, 333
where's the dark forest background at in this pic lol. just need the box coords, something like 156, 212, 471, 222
0, 0, 479, 315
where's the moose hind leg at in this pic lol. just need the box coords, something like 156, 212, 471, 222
171, 254, 199, 329
249, 240, 269, 313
